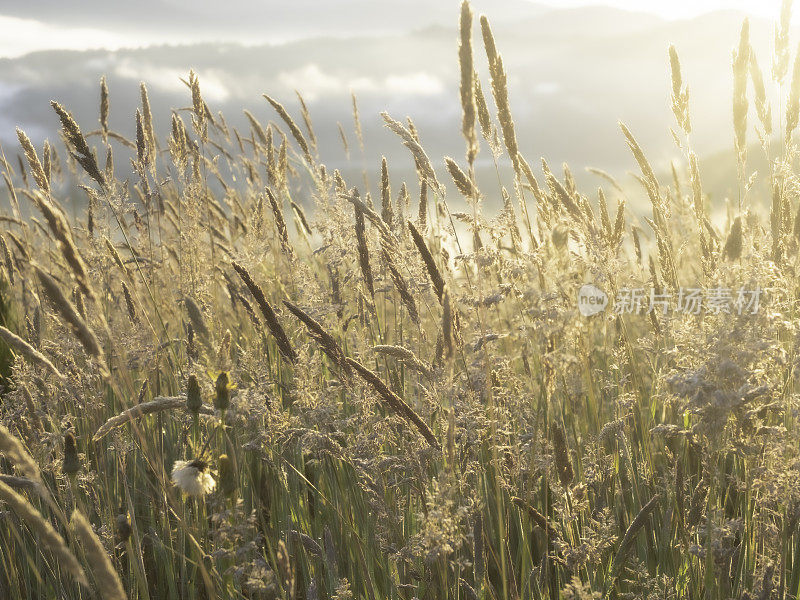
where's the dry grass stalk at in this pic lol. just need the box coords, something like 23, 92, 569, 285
0, 424, 40, 479
510, 497, 560, 540
17, 128, 49, 193
380, 157, 393, 226
266, 188, 294, 258
610, 494, 660, 577
34, 265, 107, 374
445, 157, 479, 199
732, 20, 750, 169
408, 220, 444, 303
232, 262, 297, 362
93, 396, 211, 441
480, 15, 520, 173
551, 421, 574, 487
263, 94, 313, 165
0, 475, 39, 491
29, 190, 97, 305
381, 247, 419, 324
51, 101, 106, 189
354, 200, 375, 299
786, 42, 800, 143
352, 92, 364, 152
99, 76, 109, 142
283, 300, 350, 376
71, 510, 126, 600
0, 480, 88, 587
346, 357, 440, 450
373, 345, 433, 379
0, 325, 65, 381
295, 91, 318, 154
459, 1, 478, 165
774, 0, 793, 84
381, 113, 443, 196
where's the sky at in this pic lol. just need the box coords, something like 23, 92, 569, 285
0, 0, 790, 58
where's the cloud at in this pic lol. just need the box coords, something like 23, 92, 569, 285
276, 64, 444, 101
113, 58, 231, 102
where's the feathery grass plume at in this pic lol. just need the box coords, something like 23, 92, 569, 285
346, 357, 440, 450
786, 42, 800, 143
418, 179, 428, 228
20, 385, 43, 432
34, 265, 107, 372
611, 199, 626, 248
266, 188, 294, 258
510, 497, 560, 540
749, 50, 772, 135
182, 296, 210, 342
551, 421, 574, 487
459, 1, 478, 165
263, 94, 313, 165
408, 220, 444, 303
42, 140, 52, 184
381, 247, 419, 324
724, 216, 743, 260
135, 109, 147, 168
351, 91, 364, 152
103, 237, 131, 281
0, 237, 16, 285
610, 494, 660, 577
353, 198, 375, 299
442, 287, 454, 358
774, 0, 793, 83
0, 325, 64, 381
16, 128, 49, 193
243, 110, 269, 146
295, 91, 318, 154
473, 75, 494, 142
93, 396, 212, 441
188, 69, 207, 140
290, 200, 313, 236
732, 19, 750, 169
373, 345, 433, 379
380, 157, 393, 226
29, 191, 97, 305
232, 261, 297, 362
50, 101, 106, 189
71, 511, 126, 600
480, 15, 520, 173
0, 475, 38, 491
140, 82, 156, 165
337, 122, 349, 158
381, 113, 443, 196
0, 424, 40, 479
619, 122, 660, 207
283, 300, 350, 376
99, 76, 109, 142
445, 157, 479, 200
668, 45, 691, 134
0, 480, 88, 586
121, 281, 137, 324
3, 172, 22, 221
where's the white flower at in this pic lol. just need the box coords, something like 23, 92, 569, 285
171, 459, 216, 496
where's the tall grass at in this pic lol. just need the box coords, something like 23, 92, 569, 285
0, 3, 799, 599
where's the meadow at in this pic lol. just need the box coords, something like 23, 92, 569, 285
1, 1, 799, 598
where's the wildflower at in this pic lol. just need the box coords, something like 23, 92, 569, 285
171, 459, 216, 496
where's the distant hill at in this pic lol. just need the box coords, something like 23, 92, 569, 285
0, 4, 788, 213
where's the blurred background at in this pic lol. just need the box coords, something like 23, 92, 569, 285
0, 0, 792, 212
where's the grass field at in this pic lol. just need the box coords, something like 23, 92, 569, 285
1, 2, 799, 599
